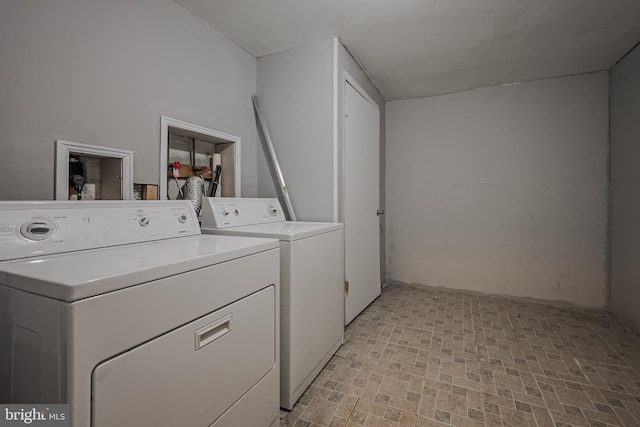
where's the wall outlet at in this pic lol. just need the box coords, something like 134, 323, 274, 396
478, 174, 487, 185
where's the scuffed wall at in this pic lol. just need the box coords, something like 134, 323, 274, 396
610, 44, 640, 332
385, 73, 609, 307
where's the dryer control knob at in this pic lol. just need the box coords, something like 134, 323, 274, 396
20, 220, 55, 241
267, 205, 278, 216
139, 217, 150, 227
178, 214, 188, 223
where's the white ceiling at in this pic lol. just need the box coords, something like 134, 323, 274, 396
176, 0, 640, 100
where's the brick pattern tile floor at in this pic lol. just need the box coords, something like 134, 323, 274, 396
280, 284, 640, 427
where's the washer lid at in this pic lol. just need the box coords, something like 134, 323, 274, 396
202, 221, 343, 242
0, 234, 278, 302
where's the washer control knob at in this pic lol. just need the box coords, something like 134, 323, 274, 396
233, 209, 239, 216
20, 220, 55, 241
221, 208, 230, 217
178, 214, 188, 223
139, 217, 150, 227
267, 204, 278, 216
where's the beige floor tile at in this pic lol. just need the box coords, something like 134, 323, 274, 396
281, 285, 640, 427
344, 399, 417, 427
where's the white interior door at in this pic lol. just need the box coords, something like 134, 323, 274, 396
344, 81, 381, 325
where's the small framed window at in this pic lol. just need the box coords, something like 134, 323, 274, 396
55, 140, 133, 200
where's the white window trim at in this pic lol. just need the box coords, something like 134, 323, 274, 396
160, 116, 241, 200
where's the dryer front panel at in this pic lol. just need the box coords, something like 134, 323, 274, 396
91, 285, 275, 427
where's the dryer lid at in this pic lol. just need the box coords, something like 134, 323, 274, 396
202, 221, 343, 241
0, 234, 278, 301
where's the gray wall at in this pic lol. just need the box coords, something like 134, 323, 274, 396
0, 0, 259, 200
256, 39, 335, 221
386, 73, 609, 307
610, 44, 640, 331
256, 38, 384, 223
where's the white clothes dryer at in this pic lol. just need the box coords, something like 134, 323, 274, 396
0, 200, 280, 427
200, 198, 344, 410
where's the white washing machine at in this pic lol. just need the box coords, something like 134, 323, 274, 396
0, 200, 280, 427
200, 198, 344, 410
